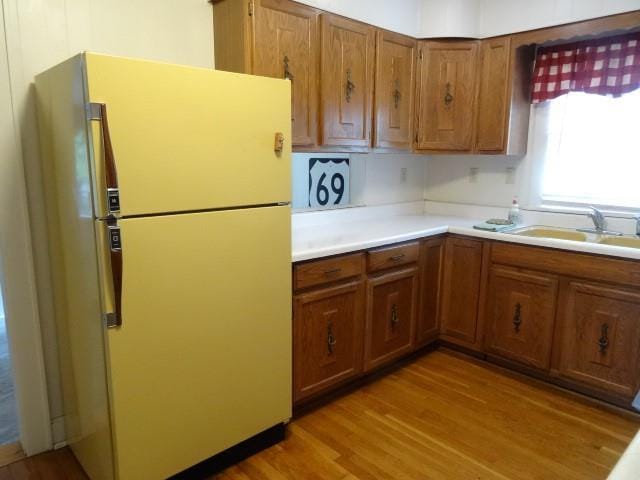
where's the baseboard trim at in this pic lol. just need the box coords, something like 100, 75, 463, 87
169, 423, 286, 479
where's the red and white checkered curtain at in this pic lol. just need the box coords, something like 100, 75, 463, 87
531, 32, 640, 104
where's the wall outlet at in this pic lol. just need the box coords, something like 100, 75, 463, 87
505, 166, 516, 185
469, 167, 479, 183
400, 167, 408, 184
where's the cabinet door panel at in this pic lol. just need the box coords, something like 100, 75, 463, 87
416, 41, 478, 151
365, 268, 418, 371
254, 0, 319, 146
293, 280, 364, 402
556, 282, 640, 399
476, 37, 511, 152
416, 238, 444, 346
440, 237, 484, 347
320, 14, 375, 147
374, 30, 416, 150
485, 266, 558, 370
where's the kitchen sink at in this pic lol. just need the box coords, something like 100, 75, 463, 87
509, 226, 588, 242
598, 236, 640, 249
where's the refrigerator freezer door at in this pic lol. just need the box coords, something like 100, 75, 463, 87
84, 52, 292, 218
100, 206, 291, 479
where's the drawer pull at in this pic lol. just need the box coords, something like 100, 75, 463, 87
390, 304, 399, 330
598, 323, 610, 353
323, 268, 342, 276
512, 302, 522, 333
389, 254, 405, 262
327, 322, 337, 354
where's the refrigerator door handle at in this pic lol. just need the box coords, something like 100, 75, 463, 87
105, 218, 123, 328
88, 102, 120, 216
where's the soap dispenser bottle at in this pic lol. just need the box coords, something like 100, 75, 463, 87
508, 197, 522, 225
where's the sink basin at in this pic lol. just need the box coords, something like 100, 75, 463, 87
510, 226, 588, 242
598, 236, 640, 249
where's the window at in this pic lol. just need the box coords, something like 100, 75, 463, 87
540, 89, 640, 209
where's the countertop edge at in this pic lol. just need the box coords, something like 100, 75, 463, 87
292, 221, 640, 263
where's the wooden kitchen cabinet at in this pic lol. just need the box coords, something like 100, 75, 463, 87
320, 14, 375, 148
553, 281, 640, 401
293, 280, 365, 403
485, 266, 558, 370
212, 0, 320, 146
364, 267, 418, 371
415, 41, 479, 152
373, 30, 416, 150
440, 236, 485, 349
475, 36, 511, 152
416, 237, 444, 346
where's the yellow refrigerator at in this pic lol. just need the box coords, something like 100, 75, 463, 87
35, 53, 292, 479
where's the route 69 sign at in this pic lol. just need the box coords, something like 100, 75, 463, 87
308, 158, 350, 208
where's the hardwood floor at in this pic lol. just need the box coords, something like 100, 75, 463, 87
4, 349, 639, 479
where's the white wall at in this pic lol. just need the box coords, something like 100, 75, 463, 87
478, 0, 640, 38
416, 0, 640, 38
419, 0, 481, 37
2, 0, 213, 445
293, 152, 427, 209
297, 0, 423, 37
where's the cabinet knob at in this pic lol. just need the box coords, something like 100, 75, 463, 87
283, 55, 294, 81
598, 323, 610, 353
444, 82, 454, 106
393, 79, 401, 109
327, 322, 337, 354
512, 302, 522, 333
345, 68, 355, 103
390, 304, 400, 330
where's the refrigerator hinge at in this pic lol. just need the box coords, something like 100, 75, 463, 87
87, 102, 102, 121
248, 0, 254, 16
103, 313, 121, 329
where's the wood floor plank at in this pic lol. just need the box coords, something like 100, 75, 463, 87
3, 349, 639, 479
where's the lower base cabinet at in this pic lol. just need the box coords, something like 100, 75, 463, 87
293, 236, 640, 410
485, 266, 558, 370
364, 267, 418, 372
293, 280, 365, 403
416, 238, 444, 346
553, 281, 640, 401
440, 236, 485, 349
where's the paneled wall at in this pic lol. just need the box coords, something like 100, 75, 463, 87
2, 0, 213, 445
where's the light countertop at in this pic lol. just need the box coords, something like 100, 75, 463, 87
292, 213, 640, 263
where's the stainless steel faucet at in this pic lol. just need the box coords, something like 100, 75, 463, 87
577, 206, 623, 236
588, 206, 606, 232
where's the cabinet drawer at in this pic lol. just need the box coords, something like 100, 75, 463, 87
368, 242, 420, 273
294, 253, 365, 290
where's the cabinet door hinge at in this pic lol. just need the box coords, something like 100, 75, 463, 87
248, 0, 254, 16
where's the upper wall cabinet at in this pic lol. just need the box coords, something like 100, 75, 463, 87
415, 41, 479, 152
212, 0, 320, 147
475, 37, 532, 154
373, 30, 417, 150
415, 37, 532, 155
475, 37, 511, 152
320, 14, 375, 148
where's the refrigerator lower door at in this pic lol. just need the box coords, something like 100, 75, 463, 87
100, 206, 291, 479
